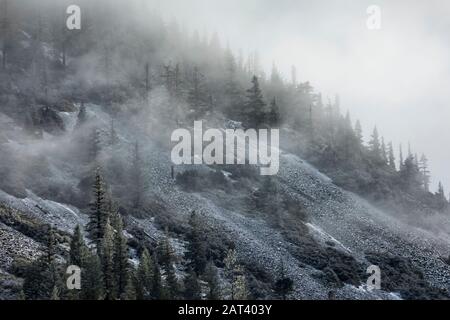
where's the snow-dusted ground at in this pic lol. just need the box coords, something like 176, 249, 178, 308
1, 106, 450, 299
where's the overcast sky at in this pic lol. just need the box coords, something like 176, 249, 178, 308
147, 0, 450, 191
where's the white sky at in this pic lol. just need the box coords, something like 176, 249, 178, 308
147, 0, 450, 191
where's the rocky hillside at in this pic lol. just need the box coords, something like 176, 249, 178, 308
0, 104, 449, 300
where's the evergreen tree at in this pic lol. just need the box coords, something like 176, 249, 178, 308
400, 155, 421, 191
112, 214, 130, 298
69, 225, 87, 267
109, 119, 119, 145
188, 66, 208, 118
388, 142, 396, 171
185, 211, 207, 274
381, 137, 388, 164
87, 168, 110, 247
183, 267, 201, 300
130, 141, 147, 212
243, 76, 266, 128
399, 144, 404, 170
205, 261, 221, 300
354, 120, 363, 146
90, 128, 102, 162
419, 154, 431, 192
81, 251, 104, 300
438, 182, 446, 201
368, 126, 381, 159
224, 47, 242, 119
224, 249, 248, 300
274, 259, 294, 300
152, 255, 163, 300
123, 272, 137, 300
159, 232, 180, 299
267, 98, 280, 127
22, 227, 62, 300
100, 220, 116, 300
136, 248, 154, 300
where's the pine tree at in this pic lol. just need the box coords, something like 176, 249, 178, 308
274, 259, 294, 300
136, 248, 154, 300
399, 144, 404, 170
388, 142, 396, 171
69, 225, 87, 267
381, 137, 388, 164
81, 251, 104, 300
243, 76, 266, 128
185, 211, 207, 275
224, 249, 248, 300
438, 182, 446, 201
112, 214, 130, 298
87, 168, 110, 247
188, 66, 208, 118
22, 227, 61, 300
205, 261, 221, 300
123, 272, 137, 300
224, 47, 242, 119
109, 119, 119, 145
267, 98, 280, 127
159, 232, 180, 299
152, 255, 163, 300
419, 154, 431, 192
90, 128, 102, 162
354, 120, 363, 146
130, 141, 147, 212
368, 126, 381, 159
100, 220, 116, 300
183, 267, 201, 300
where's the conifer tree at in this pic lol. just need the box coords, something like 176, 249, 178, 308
369, 126, 381, 159
87, 168, 110, 247
274, 259, 294, 300
90, 128, 102, 162
109, 119, 119, 146
224, 48, 242, 119
183, 267, 201, 300
381, 137, 388, 164
354, 120, 363, 146
185, 211, 207, 274
136, 248, 154, 300
243, 76, 266, 128
130, 141, 147, 212
205, 261, 221, 300
388, 142, 396, 171
81, 251, 104, 300
112, 214, 130, 298
100, 220, 116, 300
399, 144, 404, 170
123, 272, 137, 300
419, 154, 431, 192
152, 255, 163, 300
159, 232, 180, 299
267, 98, 280, 127
188, 66, 208, 118
22, 227, 61, 300
69, 225, 87, 267
224, 249, 248, 300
